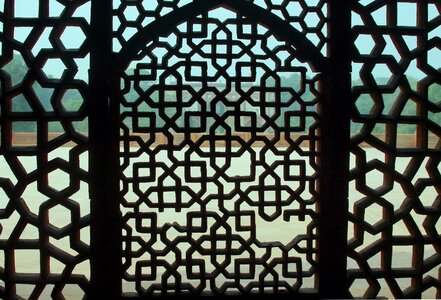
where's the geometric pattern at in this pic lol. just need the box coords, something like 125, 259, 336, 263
112, 0, 328, 55
1, 0, 439, 299
349, 1, 441, 298
0, 1, 90, 299
115, 1, 326, 296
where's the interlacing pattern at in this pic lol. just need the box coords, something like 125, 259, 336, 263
349, 1, 441, 298
2, 0, 439, 299
116, 3, 324, 296
0, 1, 90, 298
112, 0, 328, 55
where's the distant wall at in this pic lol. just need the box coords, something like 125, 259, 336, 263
10, 133, 80, 147
8, 132, 439, 149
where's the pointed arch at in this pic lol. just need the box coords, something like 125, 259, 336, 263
115, 0, 327, 71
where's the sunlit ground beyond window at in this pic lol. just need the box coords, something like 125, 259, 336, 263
2, 136, 439, 298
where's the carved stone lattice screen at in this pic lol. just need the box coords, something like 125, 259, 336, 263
0, 0, 439, 299
348, 1, 441, 299
114, 0, 325, 296
0, 0, 91, 299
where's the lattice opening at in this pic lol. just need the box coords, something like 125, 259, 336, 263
1, 0, 440, 299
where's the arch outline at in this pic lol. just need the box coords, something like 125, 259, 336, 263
114, 0, 327, 71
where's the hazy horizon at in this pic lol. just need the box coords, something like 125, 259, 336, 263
3, 1, 440, 81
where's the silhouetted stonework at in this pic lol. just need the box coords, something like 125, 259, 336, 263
0, 0, 440, 299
